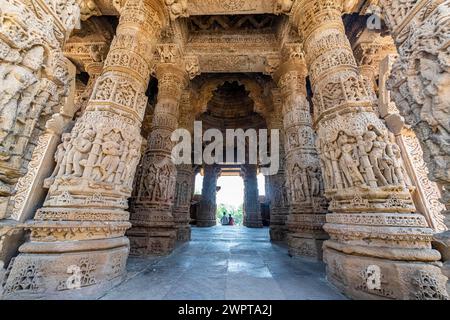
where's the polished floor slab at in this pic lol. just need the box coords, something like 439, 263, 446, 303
100, 226, 346, 300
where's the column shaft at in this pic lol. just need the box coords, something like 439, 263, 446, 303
128, 64, 188, 256
173, 165, 195, 241
267, 107, 290, 241
275, 60, 328, 259
197, 165, 220, 227
241, 165, 262, 228
292, 0, 447, 299
2, 0, 166, 299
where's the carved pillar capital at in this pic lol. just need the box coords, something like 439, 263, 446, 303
84, 61, 104, 77
275, 66, 308, 99
119, 0, 167, 36
155, 63, 189, 101
292, 0, 345, 42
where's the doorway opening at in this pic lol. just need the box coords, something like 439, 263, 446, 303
193, 172, 266, 226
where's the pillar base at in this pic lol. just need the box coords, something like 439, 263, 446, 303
0, 221, 25, 268
433, 230, 450, 294
287, 234, 325, 260
324, 244, 449, 300
1, 237, 129, 300
270, 226, 288, 241
176, 225, 191, 242
245, 222, 263, 228
127, 227, 176, 256
196, 220, 216, 228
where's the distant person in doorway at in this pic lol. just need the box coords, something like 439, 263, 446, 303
220, 212, 229, 225
228, 214, 235, 226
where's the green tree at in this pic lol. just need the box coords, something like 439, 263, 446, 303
216, 203, 243, 226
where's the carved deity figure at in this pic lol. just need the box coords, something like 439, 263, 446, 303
319, 142, 335, 189
159, 165, 169, 201
282, 182, 289, 206
337, 132, 366, 187
65, 129, 95, 177
309, 166, 321, 197
385, 142, 402, 185
179, 181, 189, 205
288, 132, 299, 148
292, 164, 310, 201
143, 164, 158, 200
364, 130, 392, 186
94, 131, 122, 183
292, 165, 305, 200
0, 46, 44, 152
273, 185, 282, 207
121, 140, 141, 185
50, 133, 71, 179
328, 141, 343, 189
387, 134, 409, 187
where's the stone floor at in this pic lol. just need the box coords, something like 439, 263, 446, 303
100, 226, 346, 300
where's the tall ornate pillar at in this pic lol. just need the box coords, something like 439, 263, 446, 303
274, 55, 328, 259
291, 0, 448, 299
197, 165, 221, 227
173, 164, 195, 241
0, 0, 79, 278
2, 0, 167, 299
172, 92, 195, 241
127, 62, 188, 256
379, 0, 450, 294
267, 95, 290, 241
241, 165, 262, 228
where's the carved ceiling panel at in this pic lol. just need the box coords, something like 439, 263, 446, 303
196, 55, 266, 73
189, 15, 277, 32
187, 0, 278, 16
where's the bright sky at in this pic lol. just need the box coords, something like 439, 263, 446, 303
195, 174, 265, 207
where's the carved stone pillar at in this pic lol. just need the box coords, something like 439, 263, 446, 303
2, 0, 167, 299
379, 0, 450, 295
173, 164, 195, 241
0, 0, 79, 278
0, 62, 79, 272
292, 0, 448, 299
274, 57, 328, 259
241, 165, 262, 228
267, 97, 289, 241
379, 54, 447, 233
0, 0, 78, 219
127, 63, 188, 256
172, 91, 195, 241
197, 165, 221, 227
